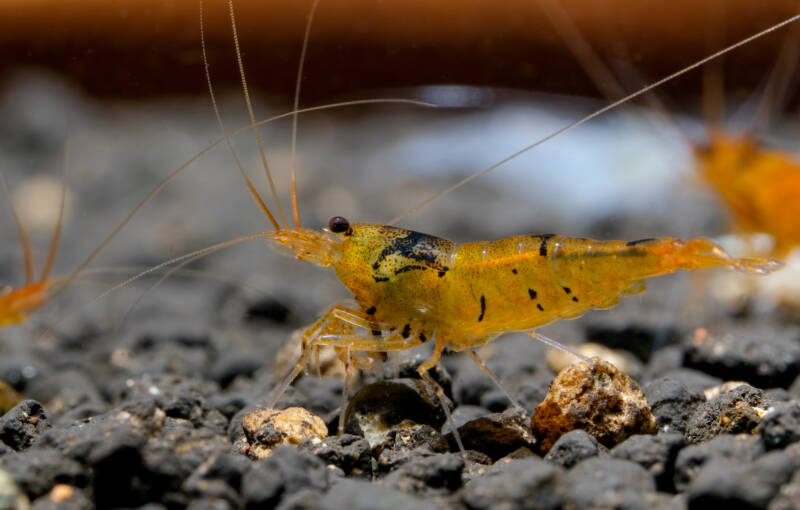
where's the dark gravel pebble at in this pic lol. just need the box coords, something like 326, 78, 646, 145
241, 446, 329, 509
318, 478, 438, 510
656, 368, 723, 394
685, 384, 772, 443
644, 378, 705, 435
544, 429, 607, 469
375, 425, 451, 473
452, 407, 535, 461
611, 433, 686, 492
461, 457, 565, 510
564, 457, 657, 510
758, 400, 800, 450
382, 453, 464, 496
687, 450, 794, 509
0, 400, 50, 451
674, 434, 764, 492
0, 447, 88, 500
769, 470, 800, 510
684, 327, 800, 389
31, 486, 93, 510
298, 434, 373, 478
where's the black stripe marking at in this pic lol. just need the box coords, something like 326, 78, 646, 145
562, 286, 571, 294
419, 332, 427, 342
572, 296, 579, 302
438, 266, 449, 278
478, 295, 486, 322
374, 277, 390, 283
512, 268, 518, 274
528, 289, 537, 300
626, 238, 656, 246
537, 234, 555, 256
371, 329, 382, 337
395, 265, 426, 275
402, 323, 411, 339
365, 306, 376, 315
537, 303, 544, 311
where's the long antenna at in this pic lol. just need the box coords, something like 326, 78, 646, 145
200, 0, 280, 230
227, 0, 289, 228
40, 144, 68, 283
290, 0, 321, 229
388, 13, 800, 225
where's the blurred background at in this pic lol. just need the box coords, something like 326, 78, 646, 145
0, 0, 798, 336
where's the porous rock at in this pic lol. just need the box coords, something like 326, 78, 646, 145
0, 401, 50, 451
685, 384, 772, 443
375, 425, 451, 473
241, 407, 327, 460
611, 433, 685, 492
544, 429, 607, 469
564, 457, 657, 510
674, 434, 764, 491
382, 453, 464, 496
758, 400, 800, 450
0, 447, 88, 500
461, 457, 565, 510
687, 451, 794, 509
643, 377, 705, 435
298, 434, 372, 478
531, 357, 656, 452
241, 446, 329, 509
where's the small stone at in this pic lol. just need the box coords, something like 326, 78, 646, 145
241, 407, 327, 460
769, 470, 800, 510
687, 451, 794, 509
0, 447, 87, 500
564, 457, 656, 510
644, 377, 705, 435
611, 433, 685, 492
0, 401, 50, 451
758, 400, 800, 450
31, 485, 92, 510
343, 380, 449, 448
454, 407, 535, 461
656, 368, 723, 394
241, 447, 329, 508
685, 326, 800, 388
298, 434, 372, 478
461, 458, 565, 510
375, 425, 450, 473
674, 434, 764, 491
544, 429, 607, 469
685, 384, 772, 443
703, 381, 749, 401
383, 453, 464, 496
318, 479, 437, 510
0, 468, 29, 510
531, 357, 656, 452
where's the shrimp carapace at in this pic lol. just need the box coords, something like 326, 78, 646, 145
270, 220, 782, 381
694, 131, 800, 255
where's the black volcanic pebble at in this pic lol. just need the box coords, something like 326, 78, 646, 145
299, 434, 373, 478
0, 400, 50, 451
375, 425, 451, 473
687, 451, 794, 509
685, 384, 772, 443
461, 458, 565, 510
382, 453, 464, 496
241, 446, 330, 509
684, 327, 800, 388
611, 433, 686, 492
674, 434, 764, 492
656, 368, 722, 394
759, 400, 800, 450
453, 407, 535, 461
0, 447, 88, 500
643, 378, 705, 435
183, 452, 251, 508
319, 478, 438, 510
564, 457, 656, 509
544, 429, 607, 469
769, 470, 800, 510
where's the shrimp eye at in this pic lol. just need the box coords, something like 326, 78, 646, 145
328, 216, 351, 234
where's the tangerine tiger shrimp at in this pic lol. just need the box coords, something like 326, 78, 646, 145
139, 1, 799, 445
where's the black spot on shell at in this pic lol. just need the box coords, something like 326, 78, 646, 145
528, 289, 537, 300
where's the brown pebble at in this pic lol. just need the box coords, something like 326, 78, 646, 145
241, 407, 327, 460
531, 357, 656, 453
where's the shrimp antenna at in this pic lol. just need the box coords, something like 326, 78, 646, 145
749, 30, 799, 135
0, 169, 34, 286
290, 0, 321, 229
200, 0, 280, 230
39, 142, 68, 283
227, 0, 289, 228
388, 13, 800, 225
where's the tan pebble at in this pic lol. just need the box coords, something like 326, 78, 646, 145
242, 407, 327, 460
546, 342, 637, 374
49, 484, 73, 503
531, 357, 656, 453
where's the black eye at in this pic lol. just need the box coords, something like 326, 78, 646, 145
328, 216, 350, 234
